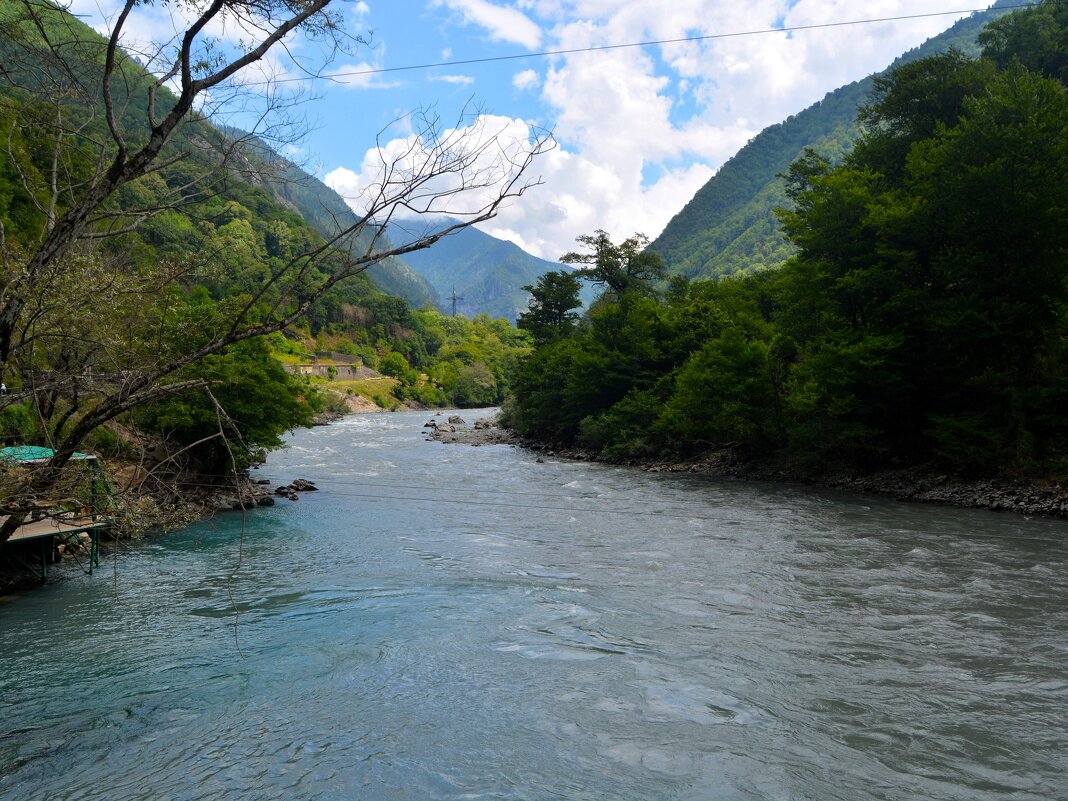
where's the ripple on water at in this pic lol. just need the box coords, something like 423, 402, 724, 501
1, 410, 1067, 801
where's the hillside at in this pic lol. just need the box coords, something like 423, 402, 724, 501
649, 0, 1027, 279
389, 220, 563, 321
237, 141, 439, 309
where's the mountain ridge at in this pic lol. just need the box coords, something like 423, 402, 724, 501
389, 219, 563, 321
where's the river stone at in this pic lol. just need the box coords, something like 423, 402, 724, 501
290, 479, 318, 491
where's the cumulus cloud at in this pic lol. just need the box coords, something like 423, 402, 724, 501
75, 0, 975, 260
479, 0, 972, 255
324, 114, 548, 243
432, 0, 543, 48
512, 69, 540, 90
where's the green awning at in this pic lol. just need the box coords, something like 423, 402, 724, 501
0, 445, 96, 463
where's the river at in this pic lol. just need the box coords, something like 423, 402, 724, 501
2, 410, 1067, 800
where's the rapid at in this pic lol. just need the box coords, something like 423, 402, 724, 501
2, 410, 1066, 800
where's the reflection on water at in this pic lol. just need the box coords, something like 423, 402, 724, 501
2, 410, 1066, 800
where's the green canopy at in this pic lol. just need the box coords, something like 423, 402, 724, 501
0, 445, 96, 463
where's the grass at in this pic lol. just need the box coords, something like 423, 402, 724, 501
272, 352, 310, 364
329, 377, 401, 408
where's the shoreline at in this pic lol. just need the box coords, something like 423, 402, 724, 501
429, 417, 1068, 520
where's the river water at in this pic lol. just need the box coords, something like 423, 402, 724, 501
2, 410, 1067, 800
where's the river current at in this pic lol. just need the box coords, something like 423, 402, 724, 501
2, 410, 1067, 800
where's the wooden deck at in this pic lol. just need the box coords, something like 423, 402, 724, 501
2, 515, 109, 543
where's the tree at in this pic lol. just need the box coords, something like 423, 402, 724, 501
0, 0, 552, 543
517, 270, 582, 344
560, 230, 665, 296
979, 0, 1068, 83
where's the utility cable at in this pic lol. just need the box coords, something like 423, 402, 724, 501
255, 3, 1046, 86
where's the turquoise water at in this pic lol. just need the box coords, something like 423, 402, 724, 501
2, 410, 1067, 800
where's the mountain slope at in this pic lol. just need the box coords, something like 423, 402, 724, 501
390, 221, 563, 321
231, 142, 439, 309
649, 0, 1028, 279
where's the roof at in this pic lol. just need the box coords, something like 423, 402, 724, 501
0, 445, 96, 463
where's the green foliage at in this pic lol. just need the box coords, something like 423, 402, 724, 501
980, 0, 1068, 82
378, 351, 411, 378
659, 328, 779, 449
561, 231, 665, 296
136, 338, 319, 470
511, 7, 1068, 477
0, 401, 36, 442
517, 270, 583, 344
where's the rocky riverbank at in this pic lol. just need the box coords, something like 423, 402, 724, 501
428, 415, 1068, 520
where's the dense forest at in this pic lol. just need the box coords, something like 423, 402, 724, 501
506, 1, 1068, 478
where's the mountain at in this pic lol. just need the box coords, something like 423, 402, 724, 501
649, 0, 1029, 280
389, 221, 563, 321
230, 140, 439, 309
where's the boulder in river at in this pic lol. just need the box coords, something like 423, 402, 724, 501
290, 478, 319, 492
448, 415, 465, 425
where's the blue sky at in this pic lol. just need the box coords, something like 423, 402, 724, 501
72, 0, 979, 259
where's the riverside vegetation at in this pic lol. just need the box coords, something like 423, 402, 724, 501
504, 3, 1068, 495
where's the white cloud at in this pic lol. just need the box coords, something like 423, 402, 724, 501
431, 73, 477, 85
324, 114, 547, 239
512, 69, 540, 90
485, 0, 973, 256
432, 0, 543, 49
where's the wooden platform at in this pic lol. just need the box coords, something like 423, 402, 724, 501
2, 515, 109, 543
1, 515, 108, 580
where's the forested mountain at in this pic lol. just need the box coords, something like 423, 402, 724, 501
507, 1, 1068, 479
232, 137, 439, 309
389, 219, 562, 321
648, 0, 1029, 279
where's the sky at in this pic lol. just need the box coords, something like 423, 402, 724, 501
69, 0, 986, 260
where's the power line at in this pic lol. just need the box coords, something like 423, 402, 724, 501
283, 4, 1040, 86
